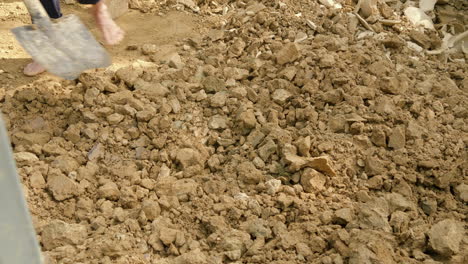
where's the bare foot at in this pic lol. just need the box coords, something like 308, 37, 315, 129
23, 61, 46, 76
92, 2, 125, 45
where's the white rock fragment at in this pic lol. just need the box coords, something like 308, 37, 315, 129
404, 7, 434, 30
265, 179, 281, 195
407, 41, 424, 52
14, 152, 39, 163
294, 32, 308, 43
319, 0, 342, 9
419, 0, 437, 12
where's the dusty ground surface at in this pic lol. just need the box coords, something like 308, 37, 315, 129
1, 0, 467, 263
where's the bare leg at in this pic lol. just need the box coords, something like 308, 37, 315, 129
92, 1, 125, 45
24, 1, 124, 77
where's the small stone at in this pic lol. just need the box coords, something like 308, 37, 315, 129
252, 156, 265, 169
168, 53, 185, 69
142, 200, 161, 221
210, 91, 228, 107
320, 211, 334, 225
381, 35, 405, 49
173, 249, 207, 264
258, 139, 277, 161
87, 143, 104, 161
333, 208, 354, 225
107, 113, 124, 125
279, 66, 297, 81
409, 30, 432, 49
294, 32, 308, 43
364, 156, 385, 176
136, 110, 154, 122
209, 115, 228, 130
265, 179, 282, 195
159, 227, 178, 246
176, 148, 203, 168
169, 99, 181, 114
141, 44, 158, 55
115, 66, 142, 87
96, 107, 113, 117
30, 171, 46, 189
98, 182, 120, 200
113, 207, 127, 222
14, 152, 39, 163
41, 220, 87, 250
63, 125, 81, 143
296, 242, 312, 257
237, 110, 257, 132
366, 174, 383, 189
50, 155, 79, 175
428, 219, 464, 257
229, 38, 246, 56
247, 129, 265, 148
349, 122, 364, 134
415, 80, 433, 95
329, 115, 346, 133
322, 90, 343, 104
380, 76, 407, 95
271, 89, 292, 105
454, 183, 468, 203
0, 88, 5, 102
371, 128, 386, 147
202, 76, 225, 93
276, 43, 300, 65
406, 120, 424, 139
301, 168, 326, 192
237, 161, 264, 184
230, 86, 247, 98
140, 178, 156, 189
47, 173, 78, 201
388, 126, 406, 149
319, 54, 335, 68
389, 211, 409, 233
420, 197, 437, 215
223, 67, 249, 80
295, 136, 311, 156
284, 153, 336, 176
134, 80, 170, 98
385, 192, 413, 213
225, 250, 242, 261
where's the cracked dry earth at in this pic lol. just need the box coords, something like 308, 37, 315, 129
0, 0, 467, 263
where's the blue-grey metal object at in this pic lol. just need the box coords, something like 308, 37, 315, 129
11, 0, 111, 80
0, 115, 43, 264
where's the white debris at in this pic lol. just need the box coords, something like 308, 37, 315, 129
427, 30, 468, 55
419, 0, 437, 12
404, 7, 434, 30
319, 0, 342, 9
356, 31, 375, 40
407, 41, 424, 52
305, 19, 317, 31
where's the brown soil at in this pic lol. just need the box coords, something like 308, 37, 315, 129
1, 0, 467, 263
